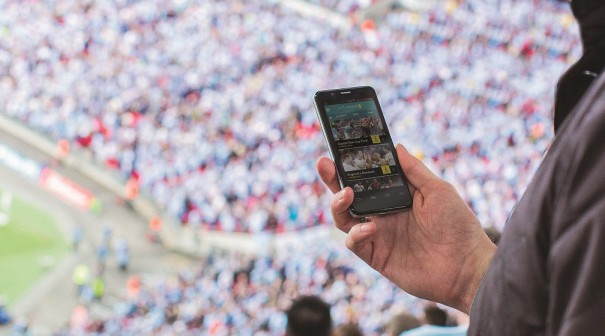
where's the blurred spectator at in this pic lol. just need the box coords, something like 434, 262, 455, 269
71, 224, 83, 252
70, 305, 89, 333
286, 296, 332, 336
334, 322, 364, 336
10, 317, 31, 336
126, 275, 141, 298
114, 237, 130, 271
483, 226, 502, 245
101, 225, 112, 245
400, 324, 468, 336
91, 276, 105, 301
0, 297, 11, 325
422, 306, 447, 326
384, 313, 421, 336
401, 306, 467, 336
95, 244, 108, 274
71, 264, 90, 297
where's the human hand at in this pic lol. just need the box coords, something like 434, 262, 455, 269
317, 144, 496, 313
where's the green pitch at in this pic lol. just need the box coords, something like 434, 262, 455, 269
0, 190, 67, 306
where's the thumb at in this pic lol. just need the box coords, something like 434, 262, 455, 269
396, 144, 438, 190
345, 222, 376, 257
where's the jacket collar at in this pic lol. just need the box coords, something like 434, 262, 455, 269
571, 0, 605, 52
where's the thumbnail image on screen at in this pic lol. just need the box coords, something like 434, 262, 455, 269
340, 144, 396, 172
349, 175, 404, 192
330, 116, 385, 141
325, 100, 386, 142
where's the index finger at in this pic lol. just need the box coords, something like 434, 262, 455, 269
396, 144, 438, 190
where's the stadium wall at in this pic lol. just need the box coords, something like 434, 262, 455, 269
277, 0, 351, 30
0, 115, 338, 256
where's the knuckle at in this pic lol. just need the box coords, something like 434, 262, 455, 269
345, 235, 355, 250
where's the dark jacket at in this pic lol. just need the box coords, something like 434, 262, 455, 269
554, 0, 605, 131
468, 1, 605, 334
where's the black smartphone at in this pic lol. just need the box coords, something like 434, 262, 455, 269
314, 86, 413, 217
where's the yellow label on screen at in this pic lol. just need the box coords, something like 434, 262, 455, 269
371, 135, 381, 144
381, 165, 391, 174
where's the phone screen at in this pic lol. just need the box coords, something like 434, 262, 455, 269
315, 87, 412, 216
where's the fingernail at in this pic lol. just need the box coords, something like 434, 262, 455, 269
336, 189, 345, 200
359, 223, 369, 233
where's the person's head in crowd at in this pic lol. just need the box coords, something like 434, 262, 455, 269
385, 178, 393, 187
333, 322, 363, 336
343, 154, 354, 165
369, 179, 381, 189
422, 305, 448, 326
484, 226, 502, 245
384, 312, 421, 336
286, 296, 332, 336
372, 152, 383, 163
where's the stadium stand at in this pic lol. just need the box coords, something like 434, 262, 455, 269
57, 241, 426, 335
0, 0, 580, 333
0, 0, 579, 234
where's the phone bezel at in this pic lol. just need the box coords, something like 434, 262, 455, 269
314, 86, 412, 217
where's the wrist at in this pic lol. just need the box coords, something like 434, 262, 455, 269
451, 238, 497, 314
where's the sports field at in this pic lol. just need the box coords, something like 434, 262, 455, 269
0, 190, 67, 306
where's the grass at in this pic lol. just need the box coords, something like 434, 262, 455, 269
0, 190, 68, 306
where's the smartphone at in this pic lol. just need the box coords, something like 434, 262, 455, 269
314, 86, 413, 217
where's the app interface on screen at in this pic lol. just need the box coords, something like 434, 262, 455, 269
324, 99, 406, 197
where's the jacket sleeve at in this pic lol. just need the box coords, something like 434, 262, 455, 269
547, 83, 605, 335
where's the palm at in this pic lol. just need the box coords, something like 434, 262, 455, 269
360, 180, 484, 305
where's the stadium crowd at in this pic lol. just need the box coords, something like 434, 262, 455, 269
0, 0, 579, 233
0, 0, 581, 334
58, 241, 463, 336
